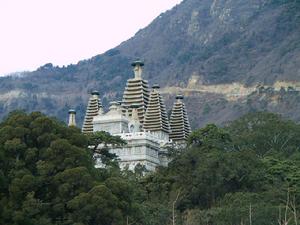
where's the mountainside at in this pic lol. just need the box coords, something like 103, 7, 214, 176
1, 0, 300, 128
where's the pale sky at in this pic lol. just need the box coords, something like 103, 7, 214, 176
0, 0, 182, 76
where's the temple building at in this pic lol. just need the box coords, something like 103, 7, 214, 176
169, 95, 192, 143
143, 85, 170, 142
82, 91, 102, 133
121, 60, 150, 124
74, 61, 191, 171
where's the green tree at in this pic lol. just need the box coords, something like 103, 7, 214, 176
188, 124, 232, 150
226, 112, 300, 157
87, 131, 126, 166
0, 111, 135, 225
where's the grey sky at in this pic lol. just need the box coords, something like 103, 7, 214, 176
0, 0, 182, 75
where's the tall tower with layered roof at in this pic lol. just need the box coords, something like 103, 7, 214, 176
121, 61, 150, 125
169, 95, 191, 143
143, 85, 170, 140
82, 91, 102, 134
80, 60, 193, 171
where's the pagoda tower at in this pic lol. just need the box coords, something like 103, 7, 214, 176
169, 95, 191, 143
82, 91, 102, 134
143, 85, 170, 140
122, 61, 150, 124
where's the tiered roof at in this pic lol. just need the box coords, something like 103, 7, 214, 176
169, 95, 191, 142
122, 61, 150, 124
143, 85, 170, 134
82, 91, 102, 134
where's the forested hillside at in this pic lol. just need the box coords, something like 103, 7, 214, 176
0, 0, 300, 127
1, 111, 300, 224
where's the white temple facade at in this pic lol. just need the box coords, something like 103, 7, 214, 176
76, 61, 191, 172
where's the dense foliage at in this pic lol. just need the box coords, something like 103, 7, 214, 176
1, 111, 300, 224
0, 111, 140, 225
143, 112, 300, 224
1, 0, 300, 129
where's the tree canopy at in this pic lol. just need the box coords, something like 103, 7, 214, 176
142, 112, 300, 224
1, 111, 300, 225
0, 111, 137, 225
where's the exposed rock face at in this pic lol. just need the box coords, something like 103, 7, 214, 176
0, 0, 300, 128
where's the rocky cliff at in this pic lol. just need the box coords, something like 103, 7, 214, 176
1, 0, 300, 128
